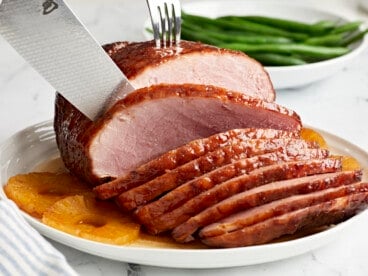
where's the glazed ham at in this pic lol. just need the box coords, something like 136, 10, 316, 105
103, 40, 275, 102
94, 128, 301, 200
200, 183, 368, 247
137, 158, 342, 236
117, 139, 320, 212
200, 179, 365, 239
54, 39, 368, 248
171, 170, 362, 242
134, 148, 330, 231
55, 84, 301, 184
55, 40, 289, 184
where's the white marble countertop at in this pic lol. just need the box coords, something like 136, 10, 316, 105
1, 0, 368, 275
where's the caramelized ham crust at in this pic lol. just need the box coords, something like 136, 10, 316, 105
134, 148, 330, 232
171, 170, 362, 242
117, 138, 316, 211
200, 184, 368, 247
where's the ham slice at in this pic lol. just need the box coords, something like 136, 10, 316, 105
200, 183, 368, 247
55, 84, 301, 184
93, 128, 300, 200
117, 138, 317, 211
172, 170, 362, 242
103, 40, 275, 102
135, 148, 330, 233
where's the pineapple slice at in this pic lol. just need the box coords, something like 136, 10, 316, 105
42, 195, 140, 245
300, 128, 328, 149
4, 172, 92, 218
341, 156, 361, 171
300, 128, 361, 171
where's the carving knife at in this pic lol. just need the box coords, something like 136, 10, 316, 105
0, 0, 135, 120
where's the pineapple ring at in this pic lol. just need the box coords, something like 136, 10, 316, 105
341, 156, 361, 171
4, 172, 92, 218
300, 128, 328, 149
300, 128, 361, 170
42, 195, 140, 245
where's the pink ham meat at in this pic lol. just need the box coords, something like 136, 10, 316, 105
55, 84, 301, 184
116, 138, 316, 211
133, 158, 341, 236
93, 128, 300, 200
200, 182, 368, 247
171, 170, 362, 242
103, 40, 275, 102
134, 148, 330, 230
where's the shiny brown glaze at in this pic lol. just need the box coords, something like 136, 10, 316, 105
117, 138, 314, 212
134, 148, 330, 233
170, 158, 342, 242
200, 185, 368, 247
94, 128, 300, 200
172, 170, 362, 241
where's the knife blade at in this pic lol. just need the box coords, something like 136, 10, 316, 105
0, 0, 135, 120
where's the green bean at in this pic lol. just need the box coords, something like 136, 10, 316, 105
340, 29, 368, 46
330, 21, 362, 34
312, 20, 337, 31
219, 15, 334, 35
219, 43, 350, 59
248, 53, 307, 66
181, 27, 223, 45
304, 33, 344, 46
182, 22, 293, 44
182, 13, 308, 40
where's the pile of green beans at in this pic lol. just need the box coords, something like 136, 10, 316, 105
181, 12, 368, 66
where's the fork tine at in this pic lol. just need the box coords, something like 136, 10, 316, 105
171, 0, 181, 44
146, 0, 161, 48
146, 0, 181, 48
158, 4, 167, 46
164, 2, 173, 46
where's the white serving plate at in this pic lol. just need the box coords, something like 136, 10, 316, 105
143, 0, 368, 90
1, 120, 368, 268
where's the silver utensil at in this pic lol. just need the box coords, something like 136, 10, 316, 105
146, 0, 181, 48
0, 0, 135, 120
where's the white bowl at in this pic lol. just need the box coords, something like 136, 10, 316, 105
143, 0, 368, 90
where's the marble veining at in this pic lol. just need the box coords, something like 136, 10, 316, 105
1, 0, 368, 275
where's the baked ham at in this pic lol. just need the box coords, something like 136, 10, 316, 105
133, 148, 328, 223
55, 84, 301, 184
54, 39, 368, 248
200, 182, 368, 247
136, 158, 342, 236
117, 139, 320, 211
55, 40, 296, 184
200, 179, 366, 239
171, 170, 362, 242
94, 128, 301, 200
103, 40, 275, 102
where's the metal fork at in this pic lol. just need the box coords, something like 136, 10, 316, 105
146, 0, 181, 48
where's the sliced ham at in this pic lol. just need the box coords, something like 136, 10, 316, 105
200, 184, 368, 247
135, 148, 330, 232
55, 84, 301, 184
116, 138, 315, 211
93, 128, 300, 200
103, 40, 275, 102
171, 170, 362, 242
134, 158, 341, 237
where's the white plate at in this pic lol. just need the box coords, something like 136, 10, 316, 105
1, 121, 368, 268
143, 0, 368, 90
